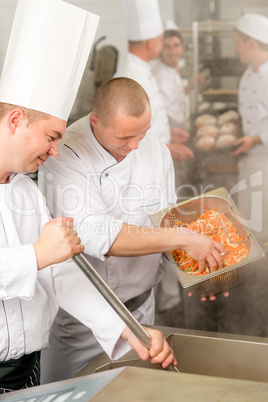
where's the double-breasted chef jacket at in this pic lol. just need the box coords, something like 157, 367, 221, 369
239, 61, 268, 152
237, 60, 268, 242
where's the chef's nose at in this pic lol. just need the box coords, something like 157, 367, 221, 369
49, 142, 58, 157
128, 136, 139, 150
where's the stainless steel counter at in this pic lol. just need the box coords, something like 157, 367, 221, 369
75, 325, 268, 383
4, 326, 268, 401
5, 365, 268, 402
85, 367, 268, 402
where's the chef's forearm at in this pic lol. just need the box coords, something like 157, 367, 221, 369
107, 223, 187, 257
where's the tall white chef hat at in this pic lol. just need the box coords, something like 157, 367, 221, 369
164, 20, 180, 32
236, 13, 268, 44
0, 0, 99, 121
121, 0, 164, 41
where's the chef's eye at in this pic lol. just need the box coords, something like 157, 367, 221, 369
48, 136, 56, 142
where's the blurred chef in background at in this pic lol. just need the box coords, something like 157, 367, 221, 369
231, 13, 268, 245
152, 20, 204, 134
152, 19, 205, 195
115, 0, 194, 164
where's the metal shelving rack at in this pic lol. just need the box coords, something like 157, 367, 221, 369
187, 19, 243, 114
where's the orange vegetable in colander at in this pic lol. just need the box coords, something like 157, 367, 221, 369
171, 208, 249, 275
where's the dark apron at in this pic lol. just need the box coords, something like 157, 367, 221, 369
0, 352, 39, 392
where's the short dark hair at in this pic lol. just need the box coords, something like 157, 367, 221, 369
164, 30, 183, 43
128, 40, 146, 47
92, 77, 150, 126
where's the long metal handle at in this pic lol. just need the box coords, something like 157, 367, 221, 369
73, 253, 151, 348
72, 253, 179, 373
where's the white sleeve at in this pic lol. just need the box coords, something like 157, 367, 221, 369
0, 245, 38, 300
156, 72, 185, 128
39, 150, 124, 261
52, 259, 131, 359
0, 176, 51, 300
258, 90, 268, 149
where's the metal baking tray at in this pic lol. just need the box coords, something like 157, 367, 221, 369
150, 187, 264, 296
201, 89, 238, 103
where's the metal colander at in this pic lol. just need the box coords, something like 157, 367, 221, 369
150, 187, 264, 297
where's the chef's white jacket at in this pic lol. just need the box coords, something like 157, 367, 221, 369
152, 60, 186, 128
0, 173, 131, 362
38, 114, 176, 381
39, 115, 176, 305
239, 61, 268, 155
114, 52, 171, 144
236, 60, 268, 243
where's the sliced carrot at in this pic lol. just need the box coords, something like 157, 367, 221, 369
171, 208, 249, 276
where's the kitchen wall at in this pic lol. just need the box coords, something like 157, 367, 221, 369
0, 0, 17, 70
219, 0, 268, 19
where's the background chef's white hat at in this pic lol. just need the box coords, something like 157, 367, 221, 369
0, 0, 99, 121
164, 19, 180, 32
236, 13, 268, 44
121, 0, 163, 41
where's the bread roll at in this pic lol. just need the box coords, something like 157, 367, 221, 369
218, 110, 240, 126
195, 114, 217, 128
196, 136, 215, 151
219, 122, 238, 137
196, 124, 219, 139
215, 134, 236, 149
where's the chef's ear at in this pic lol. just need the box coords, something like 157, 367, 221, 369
147, 38, 156, 51
249, 37, 259, 50
7, 108, 26, 134
89, 112, 99, 127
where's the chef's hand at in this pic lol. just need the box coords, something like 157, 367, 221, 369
33, 217, 84, 270
185, 75, 205, 94
191, 75, 205, 86
178, 228, 227, 273
230, 135, 261, 155
122, 327, 177, 369
170, 126, 190, 143
167, 143, 194, 162
187, 290, 229, 302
